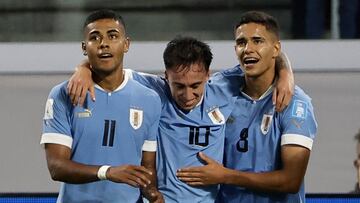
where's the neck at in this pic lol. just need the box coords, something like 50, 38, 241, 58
243, 65, 275, 100
93, 66, 124, 92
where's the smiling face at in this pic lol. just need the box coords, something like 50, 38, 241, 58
165, 63, 209, 111
82, 18, 129, 75
234, 22, 280, 79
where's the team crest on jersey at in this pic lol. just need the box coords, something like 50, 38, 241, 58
130, 108, 143, 130
292, 100, 307, 119
208, 107, 225, 124
260, 113, 273, 135
44, 99, 54, 119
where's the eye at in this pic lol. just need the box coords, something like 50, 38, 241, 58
236, 39, 246, 47
190, 84, 200, 89
109, 33, 118, 40
253, 38, 263, 44
89, 35, 100, 41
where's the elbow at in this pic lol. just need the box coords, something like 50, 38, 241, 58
282, 181, 302, 194
47, 160, 65, 182
49, 166, 62, 181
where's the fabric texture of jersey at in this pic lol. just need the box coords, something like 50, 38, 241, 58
129, 68, 243, 203
217, 67, 317, 203
41, 70, 161, 203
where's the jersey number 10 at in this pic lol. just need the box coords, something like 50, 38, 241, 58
188, 126, 210, 147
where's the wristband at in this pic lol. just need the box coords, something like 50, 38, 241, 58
97, 165, 111, 180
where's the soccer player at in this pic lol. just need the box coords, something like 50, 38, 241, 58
176, 11, 317, 203
40, 10, 163, 203
66, 36, 293, 202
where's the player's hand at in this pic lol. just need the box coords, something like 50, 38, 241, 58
176, 152, 225, 186
67, 60, 95, 106
272, 70, 294, 112
107, 165, 153, 188
142, 188, 164, 203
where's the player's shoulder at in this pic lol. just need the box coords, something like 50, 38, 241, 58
209, 65, 244, 85
292, 85, 312, 103
128, 79, 159, 97
219, 64, 244, 77
207, 65, 244, 96
48, 80, 69, 98
125, 70, 160, 100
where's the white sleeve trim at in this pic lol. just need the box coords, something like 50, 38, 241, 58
281, 134, 313, 150
142, 140, 157, 152
40, 133, 73, 149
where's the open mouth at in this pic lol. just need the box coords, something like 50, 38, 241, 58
98, 53, 113, 59
243, 57, 259, 65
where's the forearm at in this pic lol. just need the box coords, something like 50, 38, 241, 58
223, 168, 300, 193
276, 52, 293, 79
47, 158, 100, 184
275, 52, 292, 72
141, 151, 160, 200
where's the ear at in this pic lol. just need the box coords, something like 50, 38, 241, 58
164, 70, 168, 80
273, 40, 281, 58
124, 37, 130, 53
81, 41, 87, 56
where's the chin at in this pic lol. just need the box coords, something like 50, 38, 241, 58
179, 105, 195, 112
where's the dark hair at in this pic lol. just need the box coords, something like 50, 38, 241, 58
163, 36, 213, 72
234, 11, 279, 39
83, 9, 125, 31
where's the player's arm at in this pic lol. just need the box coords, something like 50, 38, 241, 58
45, 143, 152, 187
177, 146, 310, 193
67, 59, 93, 106
273, 52, 294, 112
221, 145, 310, 193
140, 151, 164, 203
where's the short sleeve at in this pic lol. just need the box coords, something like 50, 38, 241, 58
40, 82, 73, 148
280, 94, 318, 150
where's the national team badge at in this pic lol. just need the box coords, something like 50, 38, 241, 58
208, 107, 225, 124
44, 99, 54, 119
292, 100, 307, 119
130, 108, 143, 130
260, 114, 273, 135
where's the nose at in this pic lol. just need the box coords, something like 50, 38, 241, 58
183, 88, 194, 101
100, 38, 110, 49
244, 42, 254, 53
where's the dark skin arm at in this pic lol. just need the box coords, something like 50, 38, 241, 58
45, 143, 153, 187
141, 151, 164, 203
67, 53, 294, 112
176, 145, 310, 194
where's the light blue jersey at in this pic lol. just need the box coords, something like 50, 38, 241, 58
130, 69, 242, 203
217, 68, 317, 203
41, 70, 161, 203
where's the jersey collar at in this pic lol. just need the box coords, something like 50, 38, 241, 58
94, 70, 130, 92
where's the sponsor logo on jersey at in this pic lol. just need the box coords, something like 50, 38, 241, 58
77, 109, 92, 118
208, 107, 225, 124
292, 100, 307, 119
260, 113, 273, 135
44, 99, 54, 119
130, 108, 143, 130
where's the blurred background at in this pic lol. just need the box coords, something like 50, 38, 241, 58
1, 0, 359, 41
1, 0, 360, 199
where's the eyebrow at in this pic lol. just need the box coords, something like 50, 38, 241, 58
89, 29, 120, 35
173, 81, 203, 86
